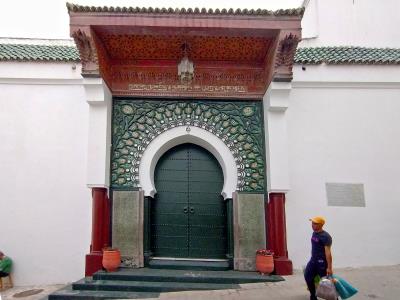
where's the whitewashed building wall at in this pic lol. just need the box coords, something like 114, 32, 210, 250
287, 65, 400, 269
0, 62, 91, 285
1, 0, 399, 285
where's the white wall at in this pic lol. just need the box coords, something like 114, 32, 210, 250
301, 0, 400, 47
286, 64, 400, 269
2, 0, 400, 282
1, 61, 399, 284
0, 62, 91, 285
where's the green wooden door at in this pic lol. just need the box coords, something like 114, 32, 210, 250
151, 143, 227, 259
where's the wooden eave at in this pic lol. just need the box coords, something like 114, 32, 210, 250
68, 5, 303, 99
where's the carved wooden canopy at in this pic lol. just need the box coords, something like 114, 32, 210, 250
68, 3, 303, 99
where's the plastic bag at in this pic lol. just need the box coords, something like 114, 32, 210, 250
316, 277, 338, 300
332, 274, 358, 299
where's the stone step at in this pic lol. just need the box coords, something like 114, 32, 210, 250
47, 284, 159, 300
93, 268, 283, 284
148, 258, 230, 271
72, 278, 239, 293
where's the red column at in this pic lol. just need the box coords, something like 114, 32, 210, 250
267, 192, 293, 275
85, 187, 110, 276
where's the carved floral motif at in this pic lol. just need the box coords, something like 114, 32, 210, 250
274, 32, 300, 81
72, 29, 99, 75
101, 34, 271, 62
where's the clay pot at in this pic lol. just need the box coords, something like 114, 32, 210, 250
102, 249, 121, 272
256, 254, 274, 275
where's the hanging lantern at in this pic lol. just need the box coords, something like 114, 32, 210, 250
178, 42, 194, 84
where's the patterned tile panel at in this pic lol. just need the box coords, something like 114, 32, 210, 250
111, 100, 265, 193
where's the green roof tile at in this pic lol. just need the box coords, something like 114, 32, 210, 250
295, 46, 400, 65
66, 2, 305, 17
1, 43, 399, 65
0, 43, 79, 62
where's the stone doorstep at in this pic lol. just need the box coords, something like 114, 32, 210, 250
93, 268, 284, 284
72, 278, 240, 293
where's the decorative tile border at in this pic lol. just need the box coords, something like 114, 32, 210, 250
111, 100, 265, 192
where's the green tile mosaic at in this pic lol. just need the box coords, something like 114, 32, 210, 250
111, 100, 265, 192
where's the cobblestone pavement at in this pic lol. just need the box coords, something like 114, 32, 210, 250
1, 265, 399, 300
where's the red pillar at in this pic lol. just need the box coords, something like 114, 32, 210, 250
85, 187, 110, 276
267, 192, 293, 275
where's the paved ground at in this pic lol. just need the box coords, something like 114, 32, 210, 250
1, 265, 399, 300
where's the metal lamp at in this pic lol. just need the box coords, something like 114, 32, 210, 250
178, 42, 194, 83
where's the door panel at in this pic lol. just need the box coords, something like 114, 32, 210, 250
151, 143, 227, 259
151, 145, 189, 257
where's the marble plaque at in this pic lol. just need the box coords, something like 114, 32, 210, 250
326, 183, 365, 207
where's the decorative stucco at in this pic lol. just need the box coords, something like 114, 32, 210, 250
138, 126, 238, 199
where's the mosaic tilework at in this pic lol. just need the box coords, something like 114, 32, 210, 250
111, 100, 265, 192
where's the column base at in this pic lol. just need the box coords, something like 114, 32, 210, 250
274, 256, 293, 275
85, 252, 103, 276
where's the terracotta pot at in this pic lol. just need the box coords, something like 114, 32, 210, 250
256, 254, 274, 275
102, 249, 121, 272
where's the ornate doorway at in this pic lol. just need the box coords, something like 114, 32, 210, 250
151, 143, 227, 259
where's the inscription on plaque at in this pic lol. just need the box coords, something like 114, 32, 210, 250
326, 183, 366, 207
128, 84, 247, 93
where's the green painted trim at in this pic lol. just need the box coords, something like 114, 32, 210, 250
226, 198, 234, 269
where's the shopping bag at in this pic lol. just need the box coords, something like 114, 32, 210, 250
316, 277, 339, 300
314, 274, 321, 286
332, 274, 358, 299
